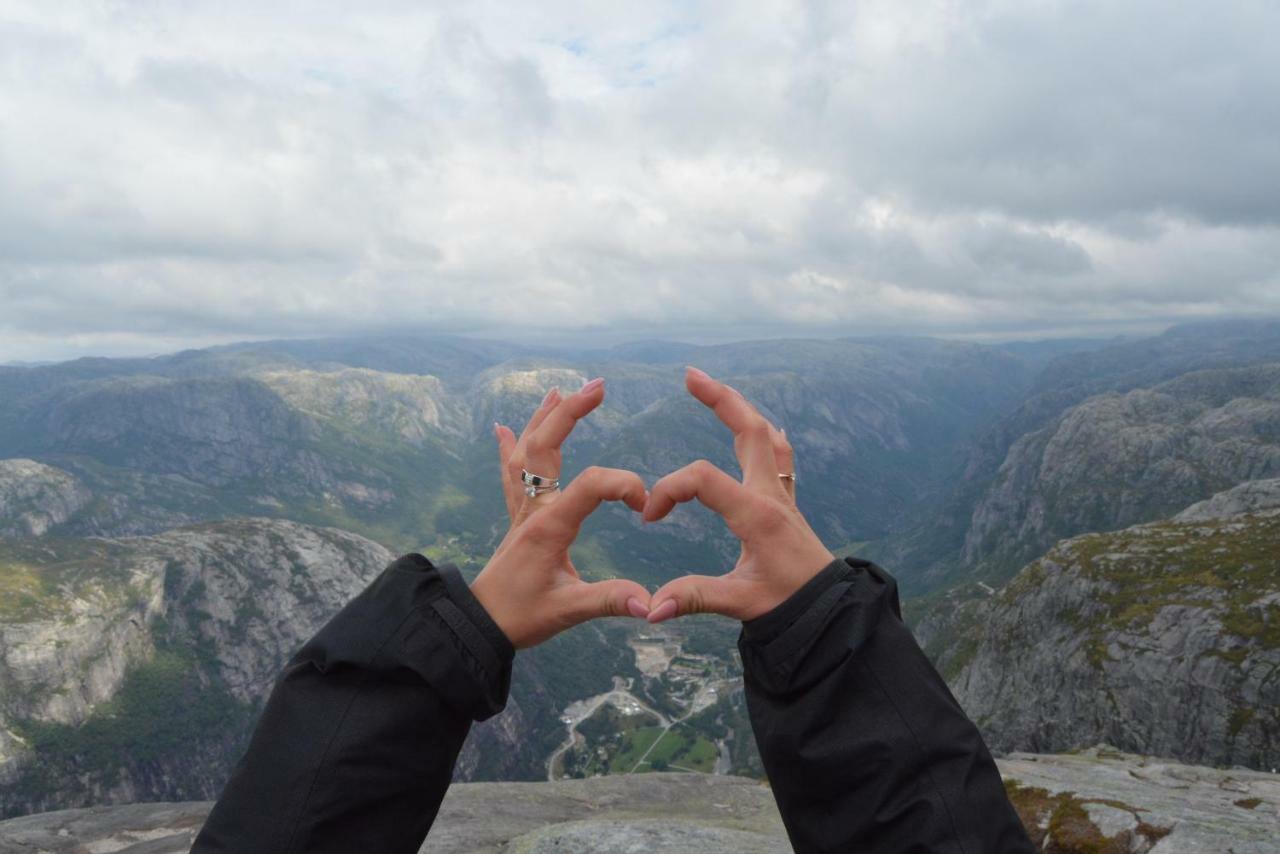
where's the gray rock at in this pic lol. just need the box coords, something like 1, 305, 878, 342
0, 518, 395, 816
0, 459, 90, 537
998, 746, 1280, 852
3, 754, 1278, 853
0, 774, 791, 854
1175, 478, 1280, 521
946, 500, 1280, 769
962, 364, 1280, 579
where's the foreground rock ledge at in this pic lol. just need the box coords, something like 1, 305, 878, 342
1, 751, 1278, 853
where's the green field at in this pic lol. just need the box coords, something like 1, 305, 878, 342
632, 725, 719, 774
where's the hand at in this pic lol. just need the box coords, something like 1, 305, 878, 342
643, 366, 835, 623
474, 378, 652, 648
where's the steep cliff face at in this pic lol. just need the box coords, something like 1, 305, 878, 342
946, 489, 1280, 769
0, 514, 617, 818
961, 364, 1280, 580
0, 460, 90, 538
0, 518, 394, 817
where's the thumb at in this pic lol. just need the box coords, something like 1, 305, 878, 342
647, 574, 745, 623
557, 578, 653, 626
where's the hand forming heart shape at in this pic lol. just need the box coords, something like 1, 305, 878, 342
469, 365, 836, 649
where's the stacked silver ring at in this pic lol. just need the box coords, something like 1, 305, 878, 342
779, 472, 797, 482
521, 468, 560, 498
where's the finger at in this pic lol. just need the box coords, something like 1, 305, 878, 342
505, 387, 560, 513
533, 465, 646, 532
494, 423, 520, 519
647, 574, 748, 622
772, 423, 795, 503
523, 377, 604, 478
555, 578, 653, 626
642, 459, 753, 535
685, 366, 782, 495
518, 386, 561, 446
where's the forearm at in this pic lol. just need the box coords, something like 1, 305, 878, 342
192, 554, 513, 854
739, 557, 1032, 854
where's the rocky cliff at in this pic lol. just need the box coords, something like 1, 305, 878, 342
0, 460, 90, 538
0, 517, 394, 817
2, 752, 1276, 853
934, 483, 1280, 769
961, 363, 1280, 581
0, 511, 626, 818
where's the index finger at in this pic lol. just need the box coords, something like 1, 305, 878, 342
685, 366, 783, 494
642, 459, 754, 538
524, 377, 605, 465
539, 466, 647, 540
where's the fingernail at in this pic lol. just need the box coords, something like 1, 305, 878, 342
581, 377, 604, 394
647, 599, 678, 623
685, 365, 710, 380
541, 387, 559, 407
626, 597, 650, 619
493, 421, 501, 439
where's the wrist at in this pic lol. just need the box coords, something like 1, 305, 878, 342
744, 553, 848, 641
468, 572, 521, 649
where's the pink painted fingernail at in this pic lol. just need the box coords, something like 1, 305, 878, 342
581, 377, 604, 394
626, 597, 650, 619
541, 387, 559, 407
685, 365, 710, 380
647, 599, 678, 624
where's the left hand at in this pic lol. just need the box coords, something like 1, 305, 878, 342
475, 378, 652, 648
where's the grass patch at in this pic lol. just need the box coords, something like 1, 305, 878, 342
1003, 780, 1172, 852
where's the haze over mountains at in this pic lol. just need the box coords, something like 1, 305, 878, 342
1, 319, 1278, 821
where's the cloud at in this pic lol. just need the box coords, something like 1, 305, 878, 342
0, 0, 1277, 361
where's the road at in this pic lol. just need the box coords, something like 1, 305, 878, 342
625, 679, 727, 774
545, 680, 670, 781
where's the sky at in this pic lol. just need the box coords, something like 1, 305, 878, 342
1, 0, 1278, 362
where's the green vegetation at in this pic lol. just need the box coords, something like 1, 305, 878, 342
1062, 515, 1280, 657
0, 539, 146, 622
564, 720, 719, 778
638, 726, 718, 773
8, 645, 254, 808
1003, 779, 1172, 852
0, 561, 51, 620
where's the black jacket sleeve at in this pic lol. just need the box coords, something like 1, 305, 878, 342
191, 553, 513, 854
738, 556, 1032, 854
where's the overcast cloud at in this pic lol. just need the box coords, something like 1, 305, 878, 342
1, 0, 1278, 361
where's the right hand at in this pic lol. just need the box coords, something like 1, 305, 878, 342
643, 366, 836, 623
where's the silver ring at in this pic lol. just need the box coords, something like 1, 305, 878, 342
525, 485, 560, 498
778, 472, 796, 482
521, 469, 560, 489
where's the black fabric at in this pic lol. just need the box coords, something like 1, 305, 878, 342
191, 553, 513, 854
739, 556, 1034, 853
193, 551, 1031, 853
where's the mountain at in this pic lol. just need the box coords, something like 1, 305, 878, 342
960, 363, 1280, 582
0, 518, 392, 817
0, 514, 651, 818
4, 323, 1280, 821
887, 320, 1280, 590
0, 334, 1040, 586
917, 481, 1280, 770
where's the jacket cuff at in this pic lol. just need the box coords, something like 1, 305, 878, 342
389, 554, 515, 721
739, 556, 896, 693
